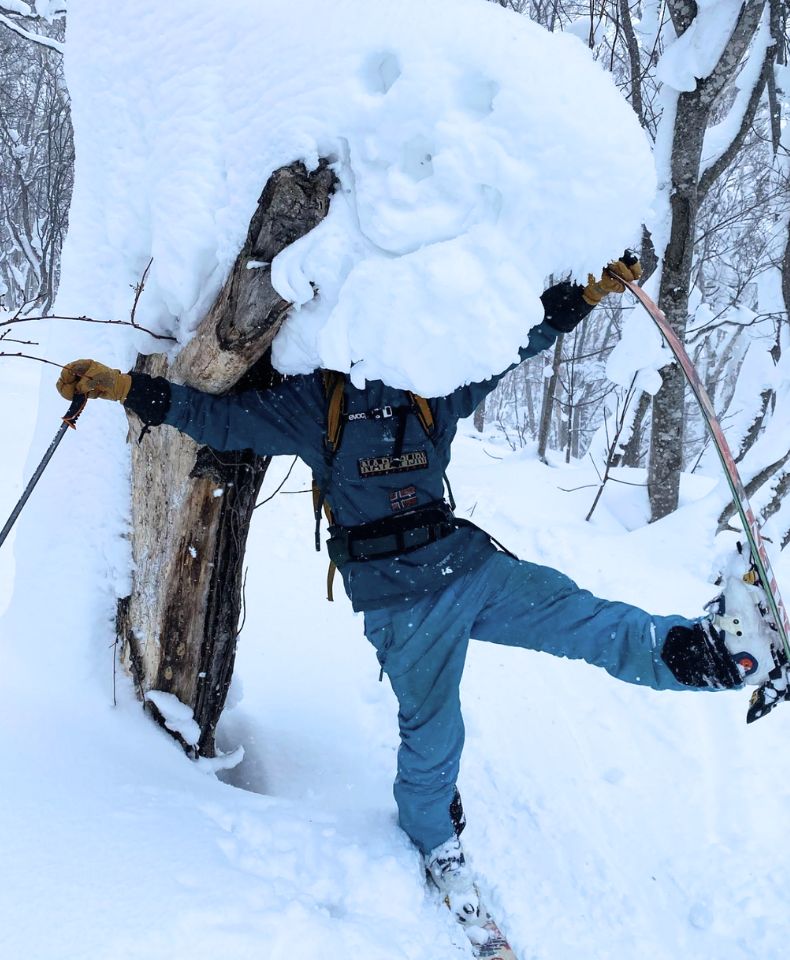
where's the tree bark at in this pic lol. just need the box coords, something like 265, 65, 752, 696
117, 160, 337, 757
537, 333, 563, 462
473, 399, 485, 432
616, 390, 651, 468
647, 0, 767, 521
647, 94, 706, 518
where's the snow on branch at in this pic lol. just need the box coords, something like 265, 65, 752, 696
701, 1, 769, 107
699, 16, 775, 199
0, 14, 63, 51
0, 1, 66, 20
0, 2, 65, 53
0, 2, 34, 14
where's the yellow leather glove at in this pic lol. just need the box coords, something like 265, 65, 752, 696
582, 253, 642, 306
56, 359, 132, 402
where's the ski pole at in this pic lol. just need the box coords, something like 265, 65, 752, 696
0, 394, 88, 550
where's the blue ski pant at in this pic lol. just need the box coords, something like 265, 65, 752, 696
363, 550, 697, 854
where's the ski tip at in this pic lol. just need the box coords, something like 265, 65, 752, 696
472, 916, 519, 960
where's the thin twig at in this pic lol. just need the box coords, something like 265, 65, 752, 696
0, 312, 175, 342
254, 456, 299, 509
584, 374, 638, 522
0, 351, 61, 367
0, 331, 38, 346
109, 637, 118, 708
235, 566, 249, 639
0, 257, 173, 341
130, 258, 153, 327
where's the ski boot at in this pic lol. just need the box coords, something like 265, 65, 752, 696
424, 836, 483, 926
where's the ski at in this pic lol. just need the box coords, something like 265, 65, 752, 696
469, 913, 518, 960
442, 890, 519, 960
616, 275, 790, 721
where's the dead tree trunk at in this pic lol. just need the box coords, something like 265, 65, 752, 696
117, 160, 337, 757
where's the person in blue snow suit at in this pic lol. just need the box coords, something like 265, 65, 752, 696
57, 253, 761, 925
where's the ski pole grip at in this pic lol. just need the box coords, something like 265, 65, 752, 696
63, 394, 87, 429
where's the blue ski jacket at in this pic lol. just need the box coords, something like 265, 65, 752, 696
124, 282, 591, 612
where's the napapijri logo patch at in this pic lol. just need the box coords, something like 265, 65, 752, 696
358, 450, 428, 477
390, 486, 418, 512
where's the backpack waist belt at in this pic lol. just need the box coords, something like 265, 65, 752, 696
327, 501, 461, 565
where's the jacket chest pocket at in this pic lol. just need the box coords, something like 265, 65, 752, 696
336, 416, 430, 481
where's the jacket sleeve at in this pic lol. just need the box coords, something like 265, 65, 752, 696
438, 281, 594, 421
124, 372, 325, 458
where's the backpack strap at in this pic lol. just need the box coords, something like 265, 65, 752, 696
314, 371, 347, 600
315, 370, 346, 533
313, 372, 451, 600
407, 392, 455, 510
410, 394, 434, 435
324, 369, 346, 452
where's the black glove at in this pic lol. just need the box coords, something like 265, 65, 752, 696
541, 281, 593, 334
123, 373, 172, 427
661, 623, 742, 689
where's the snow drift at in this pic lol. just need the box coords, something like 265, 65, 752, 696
58, 0, 655, 394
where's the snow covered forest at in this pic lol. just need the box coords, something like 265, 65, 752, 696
3, 1, 790, 525
2, 2, 790, 959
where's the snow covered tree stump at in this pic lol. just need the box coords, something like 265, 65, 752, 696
117, 160, 336, 757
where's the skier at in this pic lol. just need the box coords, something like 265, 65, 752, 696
56, 254, 775, 926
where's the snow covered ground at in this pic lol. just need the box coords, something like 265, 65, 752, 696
2, 360, 790, 959
0, 362, 40, 617
2, 1, 790, 957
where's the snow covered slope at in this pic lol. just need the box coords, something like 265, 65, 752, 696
2, 1, 789, 957
3, 397, 790, 959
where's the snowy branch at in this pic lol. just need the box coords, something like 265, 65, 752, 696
0, 11, 63, 52
0, 2, 65, 52
699, 1, 768, 108
0, 2, 66, 21
718, 446, 790, 530
618, 0, 645, 127
699, 17, 775, 198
